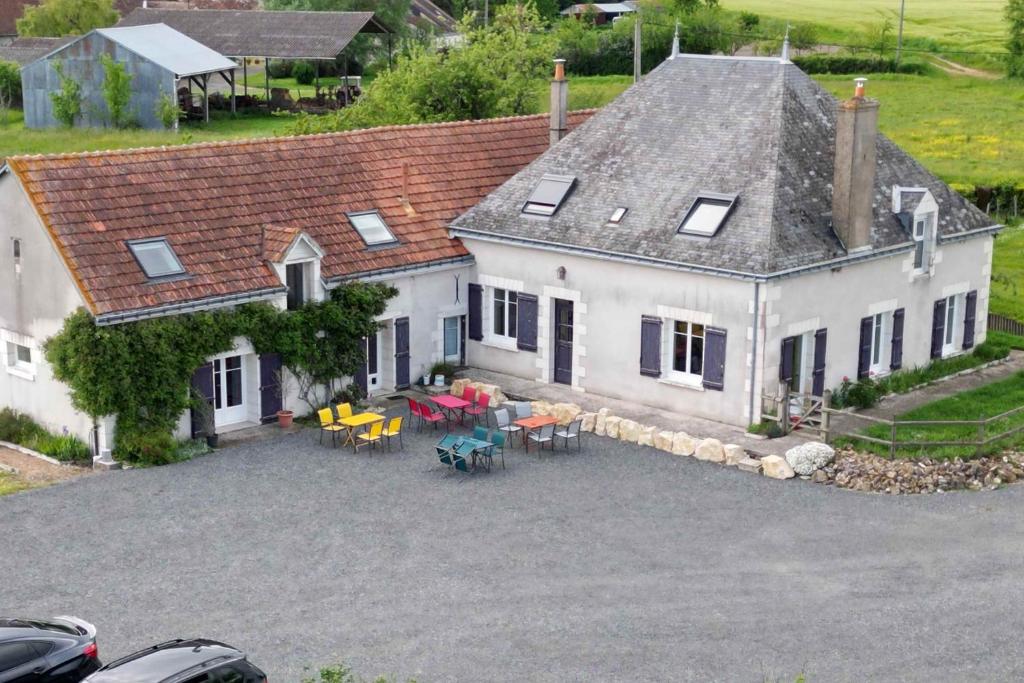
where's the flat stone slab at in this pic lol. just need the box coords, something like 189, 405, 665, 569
736, 457, 763, 474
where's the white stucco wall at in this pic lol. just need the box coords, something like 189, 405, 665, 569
0, 174, 92, 441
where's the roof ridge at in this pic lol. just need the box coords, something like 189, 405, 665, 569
7, 109, 599, 164
763, 64, 794, 273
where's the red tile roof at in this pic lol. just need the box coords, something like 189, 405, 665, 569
8, 111, 593, 319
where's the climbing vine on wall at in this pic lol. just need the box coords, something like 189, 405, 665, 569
44, 282, 396, 464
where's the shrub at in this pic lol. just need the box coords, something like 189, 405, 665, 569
292, 60, 316, 85
155, 92, 180, 129
0, 60, 22, 107
791, 54, 933, 76
48, 60, 81, 127
429, 361, 456, 380
117, 429, 178, 466
268, 60, 293, 78
41, 434, 90, 461
331, 382, 365, 408
0, 408, 47, 444
100, 53, 133, 128
0, 408, 88, 461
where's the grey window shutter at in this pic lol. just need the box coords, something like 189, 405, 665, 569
516, 293, 538, 352
780, 336, 796, 384
962, 290, 978, 349
468, 283, 483, 341
639, 316, 662, 377
190, 362, 214, 439
812, 328, 827, 397
858, 316, 873, 379
702, 327, 727, 391
890, 308, 905, 370
931, 298, 946, 359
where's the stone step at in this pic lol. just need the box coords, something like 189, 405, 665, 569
736, 457, 762, 474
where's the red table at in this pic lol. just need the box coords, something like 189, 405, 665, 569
430, 394, 471, 425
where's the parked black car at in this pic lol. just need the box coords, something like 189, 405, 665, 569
83, 639, 266, 683
0, 616, 100, 683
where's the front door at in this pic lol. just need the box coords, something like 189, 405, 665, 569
554, 299, 573, 385
443, 315, 461, 363
213, 355, 246, 426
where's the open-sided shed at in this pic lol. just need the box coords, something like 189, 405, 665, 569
22, 23, 236, 129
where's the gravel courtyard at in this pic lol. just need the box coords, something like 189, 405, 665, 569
3, 423, 1024, 682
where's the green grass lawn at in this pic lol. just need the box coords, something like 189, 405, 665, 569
237, 73, 362, 101
990, 224, 1024, 322
0, 471, 34, 496
845, 370, 1024, 460
542, 74, 635, 111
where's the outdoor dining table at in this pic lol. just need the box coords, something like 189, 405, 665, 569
429, 394, 471, 427
452, 436, 495, 471
337, 411, 385, 451
514, 415, 559, 445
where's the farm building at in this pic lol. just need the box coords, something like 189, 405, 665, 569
22, 23, 236, 130
560, 3, 637, 24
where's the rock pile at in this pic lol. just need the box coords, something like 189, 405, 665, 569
813, 447, 1024, 494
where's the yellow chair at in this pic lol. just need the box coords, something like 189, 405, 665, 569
336, 402, 353, 421
356, 420, 384, 452
382, 416, 404, 450
318, 408, 345, 447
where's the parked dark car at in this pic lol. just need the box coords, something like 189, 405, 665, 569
0, 616, 100, 683
83, 639, 266, 683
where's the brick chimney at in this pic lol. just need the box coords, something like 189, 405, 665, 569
832, 77, 879, 252
549, 59, 568, 146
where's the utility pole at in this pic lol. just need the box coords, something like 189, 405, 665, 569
895, 0, 906, 64
633, 14, 642, 82
484, 0, 489, 27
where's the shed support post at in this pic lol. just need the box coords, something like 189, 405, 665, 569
227, 69, 236, 115
778, 381, 790, 435
243, 58, 248, 98
202, 73, 209, 123
821, 390, 831, 443
388, 33, 393, 70
315, 60, 319, 91
265, 58, 270, 109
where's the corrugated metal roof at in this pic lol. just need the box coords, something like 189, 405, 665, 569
117, 8, 388, 60
561, 3, 637, 14
95, 24, 236, 77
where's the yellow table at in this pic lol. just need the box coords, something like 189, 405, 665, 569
337, 412, 385, 450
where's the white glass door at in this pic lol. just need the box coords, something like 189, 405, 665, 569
443, 316, 460, 363
213, 355, 246, 426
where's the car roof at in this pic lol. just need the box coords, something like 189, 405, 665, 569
90, 639, 242, 683
0, 618, 82, 640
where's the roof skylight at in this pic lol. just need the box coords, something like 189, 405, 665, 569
523, 174, 576, 216
609, 207, 628, 224
127, 238, 185, 279
677, 194, 737, 237
348, 211, 397, 246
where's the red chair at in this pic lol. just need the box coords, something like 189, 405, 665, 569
407, 398, 422, 430
418, 401, 447, 430
461, 386, 477, 405
463, 392, 490, 425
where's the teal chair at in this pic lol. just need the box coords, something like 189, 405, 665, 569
473, 425, 489, 441
489, 431, 506, 470
452, 440, 475, 473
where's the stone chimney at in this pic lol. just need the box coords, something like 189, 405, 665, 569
549, 59, 568, 146
832, 77, 879, 252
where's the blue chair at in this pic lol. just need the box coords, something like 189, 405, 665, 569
452, 440, 476, 473
473, 425, 489, 442
489, 431, 506, 469
435, 434, 459, 455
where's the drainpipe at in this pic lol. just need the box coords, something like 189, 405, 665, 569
748, 281, 760, 424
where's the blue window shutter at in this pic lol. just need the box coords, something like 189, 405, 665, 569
354, 339, 368, 394
780, 336, 796, 384
190, 362, 214, 439
931, 298, 946, 359
394, 317, 411, 389
962, 290, 977, 349
258, 353, 283, 423
516, 293, 538, 351
812, 328, 827, 397
702, 327, 726, 391
468, 284, 483, 341
890, 308, 905, 370
639, 316, 662, 377
858, 316, 873, 379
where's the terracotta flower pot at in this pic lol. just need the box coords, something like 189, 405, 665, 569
277, 410, 294, 428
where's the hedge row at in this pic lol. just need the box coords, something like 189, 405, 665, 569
791, 54, 933, 75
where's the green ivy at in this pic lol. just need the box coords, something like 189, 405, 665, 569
44, 282, 396, 464
48, 60, 81, 128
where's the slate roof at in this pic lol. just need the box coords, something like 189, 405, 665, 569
0, 36, 71, 65
7, 111, 592, 321
451, 55, 996, 278
117, 7, 388, 59
93, 24, 237, 77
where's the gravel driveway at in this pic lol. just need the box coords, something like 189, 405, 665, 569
2, 425, 1023, 682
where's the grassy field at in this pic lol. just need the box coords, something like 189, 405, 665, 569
990, 224, 1024, 321
0, 471, 33, 496
720, 0, 1007, 54
846, 370, 1024, 460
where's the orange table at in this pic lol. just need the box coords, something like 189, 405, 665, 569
514, 415, 558, 445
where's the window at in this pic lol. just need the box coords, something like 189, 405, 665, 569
127, 238, 185, 279
522, 174, 575, 216
443, 316, 460, 361
868, 312, 890, 374
4, 335, 35, 380
678, 193, 737, 237
944, 295, 958, 353
492, 288, 518, 339
285, 262, 307, 310
0, 641, 39, 672
12, 238, 20, 261
671, 321, 704, 377
348, 211, 397, 246
913, 213, 933, 271
608, 207, 628, 224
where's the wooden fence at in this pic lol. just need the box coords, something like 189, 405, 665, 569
988, 313, 1024, 337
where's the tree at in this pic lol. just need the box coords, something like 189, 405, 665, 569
100, 54, 132, 128
17, 0, 118, 37
48, 61, 81, 127
1008, 0, 1024, 78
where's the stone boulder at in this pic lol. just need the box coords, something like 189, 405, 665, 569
551, 402, 582, 426
761, 455, 796, 480
531, 400, 554, 417
594, 408, 610, 436
671, 432, 696, 456
694, 438, 725, 463
654, 431, 675, 452
618, 419, 640, 443
736, 457, 762, 474
638, 425, 656, 447
723, 444, 746, 466
785, 442, 836, 476
468, 382, 506, 405
579, 412, 598, 433
450, 378, 471, 397
604, 416, 622, 439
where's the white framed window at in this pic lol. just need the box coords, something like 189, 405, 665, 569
348, 211, 397, 246
943, 294, 958, 355
3, 331, 36, 381
869, 312, 890, 375
285, 261, 312, 310
492, 288, 518, 339
670, 320, 705, 380
677, 193, 737, 237
127, 238, 185, 279
912, 212, 935, 273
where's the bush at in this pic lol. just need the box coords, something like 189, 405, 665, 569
292, 61, 316, 85
0, 408, 89, 461
0, 60, 22, 107
268, 60, 293, 78
117, 429, 178, 466
791, 54, 933, 76
331, 382, 365, 408
0, 408, 47, 444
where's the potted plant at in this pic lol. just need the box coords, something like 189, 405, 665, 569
190, 388, 218, 448
275, 369, 294, 428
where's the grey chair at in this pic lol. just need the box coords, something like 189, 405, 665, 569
555, 418, 583, 450
514, 401, 532, 419
527, 422, 555, 454
495, 408, 523, 448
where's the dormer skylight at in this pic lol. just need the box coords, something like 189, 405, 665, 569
127, 238, 185, 279
677, 193, 737, 237
522, 174, 576, 216
609, 207, 628, 224
348, 211, 397, 246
